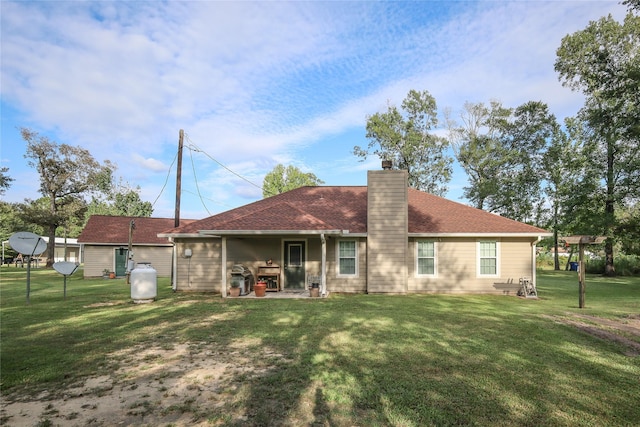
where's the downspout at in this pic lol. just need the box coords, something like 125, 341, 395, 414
321, 233, 327, 297
531, 236, 543, 288
221, 237, 227, 298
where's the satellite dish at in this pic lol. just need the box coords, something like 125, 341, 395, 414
9, 232, 48, 305
9, 232, 48, 256
53, 262, 79, 276
53, 261, 79, 300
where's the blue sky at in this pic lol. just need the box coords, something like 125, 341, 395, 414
0, 1, 628, 220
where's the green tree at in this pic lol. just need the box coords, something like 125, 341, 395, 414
623, 0, 640, 12
263, 164, 324, 197
87, 179, 153, 218
616, 201, 640, 255
447, 101, 512, 209
540, 118, 587, 270
0, 201, 43, 261
555, 11, 640, 275
354, 89, 453, 196
21, 128, 114, 267
491, 101, 559, 224
0, 167, 14, 196
448, 100, 558, 225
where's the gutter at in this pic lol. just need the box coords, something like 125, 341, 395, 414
321, 233, 327, 297
170, 237, 177, 291
157, 233, 201, 238
409, 232, 553, 238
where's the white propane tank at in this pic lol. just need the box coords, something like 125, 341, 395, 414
130, 262, 157, 302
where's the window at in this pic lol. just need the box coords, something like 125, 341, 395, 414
337, 240, 357, 276
416, 240, 436, 276
478, 241, 499, 276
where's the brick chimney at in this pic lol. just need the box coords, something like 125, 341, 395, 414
366, 161, 408, 293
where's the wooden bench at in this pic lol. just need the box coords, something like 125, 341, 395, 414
493, 278, 521, 295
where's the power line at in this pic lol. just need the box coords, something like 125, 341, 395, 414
151, 150, 178, 209
151, 131, 266, 216
188, 144, 212, 216
184, 133, 264, 193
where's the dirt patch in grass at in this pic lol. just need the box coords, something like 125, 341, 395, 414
548, 313, 640, 357
0, 340, 282, 426
3, 313, 638, 425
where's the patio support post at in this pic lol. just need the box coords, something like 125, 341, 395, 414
321, 233, 326, 296
171, 238, 177, 291
221, 237, 227, 298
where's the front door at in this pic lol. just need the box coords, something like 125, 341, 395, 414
115, 248, 128, 277
284, 241, 305, 289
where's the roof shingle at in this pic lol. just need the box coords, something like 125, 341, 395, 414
78, 216, 196, 244
165, 186, 547, 235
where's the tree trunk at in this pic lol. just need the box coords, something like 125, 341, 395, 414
553, 228, 560, 271
553, 202, 560, 270
46, 224, 56, 268
604, 134, 615, 277
604, 239, 615, 277
565, 245, 575, 271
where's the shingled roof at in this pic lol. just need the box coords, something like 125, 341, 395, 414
163, 186, 547, 235
78, 215, 196, 245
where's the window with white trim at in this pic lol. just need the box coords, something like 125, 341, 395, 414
478, 241, 499, 276
416, 240, 436, 276
337, 240, 357, 276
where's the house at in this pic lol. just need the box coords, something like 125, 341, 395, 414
3, 236, 82, 265
160, 165, 552, 296
78, 216, 194, 278
42, 236, 82, 263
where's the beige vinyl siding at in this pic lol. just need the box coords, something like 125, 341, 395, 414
408, 237, 535, 294
83, 246, 114, 277
226, 237, 285, 290
326, 237, 367, 293
226, 237, 281, 276
224, 236, 322, 289
176, 236, 326, 294
175, 239, 221, 292
132, 246, 173, 277
82, 245, 172, 278
303, 239, 322, 284
499, 238, 533, 281
367, 169, 408, 293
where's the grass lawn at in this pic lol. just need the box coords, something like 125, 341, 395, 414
1, 266, 639, 426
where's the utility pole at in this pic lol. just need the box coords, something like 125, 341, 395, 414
126, 219, 135, 284
175, 129, 184, 228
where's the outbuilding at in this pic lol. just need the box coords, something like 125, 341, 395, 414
78, 216, 195, 278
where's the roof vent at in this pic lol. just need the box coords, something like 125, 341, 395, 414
381, 160, 392, 170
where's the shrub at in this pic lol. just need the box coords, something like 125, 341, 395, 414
586, 254, 640, 276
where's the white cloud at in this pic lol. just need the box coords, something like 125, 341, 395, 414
1, 1, 629, 215
133, 155, 168, 173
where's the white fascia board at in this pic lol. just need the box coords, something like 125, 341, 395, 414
157, 233, 202, 238
198, 229, 344, 236
408, 232, 553, 238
